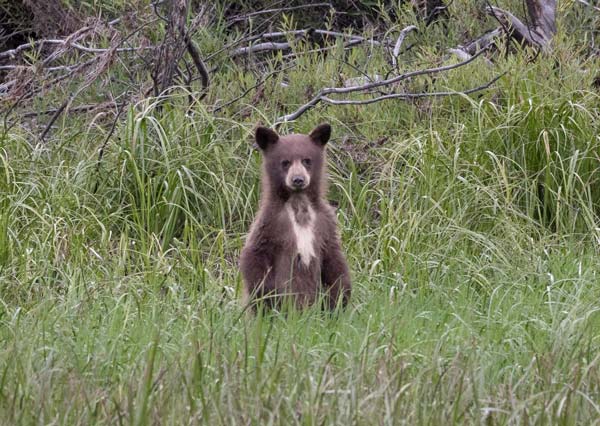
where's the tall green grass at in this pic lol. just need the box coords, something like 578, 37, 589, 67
1, 1, 600, 424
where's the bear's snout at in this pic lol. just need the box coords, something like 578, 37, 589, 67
292, 176, 305, 188
285, 160, 310, 190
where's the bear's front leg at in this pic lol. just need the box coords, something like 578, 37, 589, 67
320, 239, 351, 310
240, 247, 277, 309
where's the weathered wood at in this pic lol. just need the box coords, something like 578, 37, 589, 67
525, 0, 556, 46
487, 0, 556, 52
153, 0, 189, 96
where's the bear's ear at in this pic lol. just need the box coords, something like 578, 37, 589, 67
309, 123, 331, 146
255, 126, 279, 150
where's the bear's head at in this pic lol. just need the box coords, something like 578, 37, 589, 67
255, 123, 331, 199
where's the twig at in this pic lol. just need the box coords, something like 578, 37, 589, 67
182, 34, 209, 92
392, 25, 418, 68
212, 64, 295, 113
0, 63, 82, 72
38, 97, 71, 142
425, 5, 450, 26
276, 48, 488, 123
90, 102, 128, 194
96, 103, 125, 166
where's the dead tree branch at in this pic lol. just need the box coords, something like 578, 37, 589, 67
37, 97, 70, 142
183, 33, 209, 92
392, 25, 418, 68
276, 49, 491, 123
212, 64, 295, 113
229, 28, 386, 57
232, 42, 292, 56
0, 39, 154, 58
318, 72, 504, 106
486, 0, 556, 52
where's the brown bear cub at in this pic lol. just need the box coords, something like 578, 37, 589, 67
240, 123, 351, 310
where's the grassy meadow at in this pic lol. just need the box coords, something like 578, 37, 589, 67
1, 1, 600, 424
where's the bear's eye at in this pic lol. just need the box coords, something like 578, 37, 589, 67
281, 160, 291, 169
302, 158, 312, 167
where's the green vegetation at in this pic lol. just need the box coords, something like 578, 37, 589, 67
1, 1, 600, 424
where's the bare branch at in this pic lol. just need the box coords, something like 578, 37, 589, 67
460, 28, 503, 56
319, 73, 504, 106
392, 25, 418, 68
276, 49, 489, 123
0, 37, 155, 61
486, 0, 556, 51
206, 27, 386, 63
232, 42, 292, 57
525, 0, 556, 45
229, 28, 386, 58
182, 34, 209, 92
487, 6, 533, 45
213, 64, 295, 113
38, 97, 70, 142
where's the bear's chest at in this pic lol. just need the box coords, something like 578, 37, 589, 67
285, 202, 316, 267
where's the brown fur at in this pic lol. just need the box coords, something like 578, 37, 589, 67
240, 124, 351, 310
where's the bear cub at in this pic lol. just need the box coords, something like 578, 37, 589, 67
240, 123, 351, 310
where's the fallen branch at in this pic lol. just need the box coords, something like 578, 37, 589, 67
230, 28, 386, 57
232, 42, 292, 56
487, 6, 534, 46
319, 73, 504, 106
276, 48, 488, 122
447, 28, 501, 65
0, 38, 155, 61
486, 0, 556, 52
459, 28, 503, 56
182, 33, 209, 92
207, 27, 386, 62
212, 64, 295, 113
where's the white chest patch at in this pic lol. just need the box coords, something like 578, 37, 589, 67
286, 204, 316, 267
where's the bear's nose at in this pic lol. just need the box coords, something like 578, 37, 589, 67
292, 176, 305, 187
